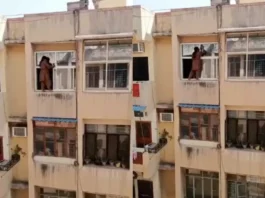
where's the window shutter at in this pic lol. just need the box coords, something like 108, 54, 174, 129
132, 83, 140, 97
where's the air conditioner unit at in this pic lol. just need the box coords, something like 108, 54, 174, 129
160, 113, 174, 122
12, 127, 27, 137
133, 42, 145, 53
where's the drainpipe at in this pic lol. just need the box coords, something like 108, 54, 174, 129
216, 4, 223, 198
73, 8, 80, 198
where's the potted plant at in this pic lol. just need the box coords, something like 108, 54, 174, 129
226, 140, 233, 148
115, 161, 121, 168
84, 157, 92, 165
11, 144, 25, 162
109, 160, 115, 166
101, 158, 107, 166
159, 129, 172, 145
250, 144, 255, 149
242, 142, 248, 149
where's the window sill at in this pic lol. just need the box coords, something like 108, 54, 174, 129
225, 78, 265, 82
33, 156, 76, 165
83, 164, 129, 171
181, 79, 218, 82
226, 147, 265, 153
34, 90, 76, 93
83, 89, 131, 93
179, 139, 219, 149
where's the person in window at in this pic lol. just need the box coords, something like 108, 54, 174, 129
188, 45, 206, 80
39, 56, 54, 91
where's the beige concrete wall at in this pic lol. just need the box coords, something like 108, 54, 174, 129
154, 38, 173, 104
160, 170, 175, 198
6, 45, 27, 118
5, 18, 25, 42
12, 189, 29, 198
98, 0, 133, 8
153, 13, 171, 34
11, 137, 28, 182
158, 123, 174, 163
238, 0, 265, 3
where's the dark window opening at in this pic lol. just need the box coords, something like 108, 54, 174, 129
136, 121, 152, 148
182, 59, 193, 79
137, 180, 153, 198
133, 57, 149, 81
0, 137, 3, 161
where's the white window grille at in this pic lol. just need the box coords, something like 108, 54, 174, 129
181, 43, 219, 80
35, 51, 76, 91
84, 40, 132, 91
227, 33, 265, 80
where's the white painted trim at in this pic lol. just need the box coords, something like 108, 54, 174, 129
33, 155, 75, 165
218, 26, 265, 33
180, 139, 219, 149
75, 32, 134, 40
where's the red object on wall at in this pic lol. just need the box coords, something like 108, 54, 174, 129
133, 83, 140, 97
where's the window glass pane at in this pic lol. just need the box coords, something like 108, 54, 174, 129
180, 113, 189, 126
247, 54, 265, 78
67, 129, 76, 158
136, 122, 151, 138
85, 194, 96, 198
107, 135, 118, 161
119, 135, 130, 167
56, 52, 76, 66
182, 43, 218, 57
194, 177, 203, 198
55, 129, 66, 157
41, 188, 58, 195
237, 111, 247, 119
35, 128, 44, 155
85, 133, 96, 159
108, 43, 132, 60
248, 120, 258, 144
54, 68, 75, 90
227, 181, 237, 198
211, 114, 219, 141
227, 111, 238, 118
212, 179, 219, 198
237, 183, 247, 197
86, 125, 106, 133
85, 44, 107, 61
190, 114, 199, 139
186, 175, 194, 198
200, 59, 218, 79
248, 35, 265, 52
45, 130, 55, 156
227, 119, 237, 142
107, 63, 128, 89
96, 134, 106, 159
203, 178, 212, 198
227, 55, 246, 78
237, 120, 247, 143
258, 121, 265, 144
226, 36, 247, 52
108, 125, 130, 134
85, 64, 104, 88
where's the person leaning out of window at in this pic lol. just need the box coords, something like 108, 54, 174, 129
188, 45, 207, 80
39, 56, 55, 91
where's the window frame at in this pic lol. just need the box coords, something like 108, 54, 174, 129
83, 124, 130, 167
180, 42, 219, 81
34, 50, 76, 92
226, 110, 265, 147
34, 127, 76, 158
0, 136, 3, 161
83, 40, 132, 93
185, 169, 219, 198
226, 32, 265, 81
180, 110, 219, 142
39, 187, 76, 198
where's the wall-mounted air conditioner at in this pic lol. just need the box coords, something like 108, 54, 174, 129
133, 42, 145, 53
12, 127, 27, 137
160, 113, 174, 122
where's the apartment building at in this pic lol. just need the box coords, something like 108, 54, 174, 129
1, 0, 265, 198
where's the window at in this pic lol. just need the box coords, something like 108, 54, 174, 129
34, 128, 76, 158
83, 124, 130, 168
227, 174, 265, 198
181, 43, 219, 80
85, 194, 106, 198
84, 40, 132, 91
35, 51, 76, 91
227, 33, 265, 79
0, 136, 3, 161
133, 57, 149, 81
39, 187, 76, 198
135, 121, 152, 148
226, 110, 265, 149
180, 109, 219, 141
185, 169, 219, 198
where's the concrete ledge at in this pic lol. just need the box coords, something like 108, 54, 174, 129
33, 156, 75, 165
180, 139, 219, 149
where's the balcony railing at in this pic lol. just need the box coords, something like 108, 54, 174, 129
0, 158, 20, 171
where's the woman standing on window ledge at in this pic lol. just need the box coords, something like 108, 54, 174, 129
39, 56, 55, 91
188, 45, 206, 80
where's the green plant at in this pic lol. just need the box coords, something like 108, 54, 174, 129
11, 144, 26, 156
159, 129, 172, 140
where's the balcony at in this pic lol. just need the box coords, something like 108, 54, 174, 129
79, 166, 131, 197
32, 156, 76, 190
133, 141, 167, 179
31, 92, 76, 118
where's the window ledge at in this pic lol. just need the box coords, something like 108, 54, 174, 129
225, 79, 265, 82
34, 90, 76, 93
33, 156, 75, 165
83, 164, 129, 171
180, 139, 219, 149
181, 79, 218, 82
83, 90, 131, 93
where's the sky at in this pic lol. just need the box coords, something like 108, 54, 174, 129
0, 0, 214, 16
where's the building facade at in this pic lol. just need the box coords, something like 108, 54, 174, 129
1, 0, 265, 198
